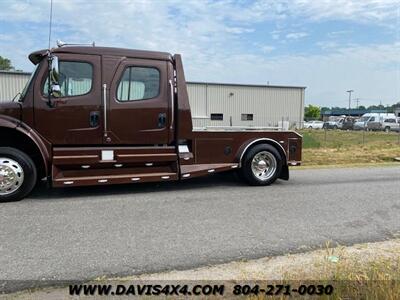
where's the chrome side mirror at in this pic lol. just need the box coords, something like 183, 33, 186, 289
49, 55, 61, 98
51, 84, 61, 98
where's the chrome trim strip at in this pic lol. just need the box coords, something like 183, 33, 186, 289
169, 79, 174, 130
239, 138, 287, 167
103, 83, 107, 135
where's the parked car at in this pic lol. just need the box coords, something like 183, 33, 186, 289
340, 117, 356, 130
353, 115, 371, 130
367, 116, 400, 132
323, 116, 344, 129
304, 120, 324, 129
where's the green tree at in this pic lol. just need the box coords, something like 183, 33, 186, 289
320, 106, 330, 113
0, 56, 14, 71
304, 104, 321, 120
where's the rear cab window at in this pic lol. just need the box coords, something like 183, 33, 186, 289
116, 67, 160, 101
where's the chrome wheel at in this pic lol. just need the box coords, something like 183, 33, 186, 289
0, 158, 24, 195
251, 151, 277, 181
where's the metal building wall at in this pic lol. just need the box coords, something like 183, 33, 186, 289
0, 71, 31, 102
187, 82, 305, 129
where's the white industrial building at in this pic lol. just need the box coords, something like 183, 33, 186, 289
187, 82, 305, 129
0, 71, 32, 102
0, 71, 305, 129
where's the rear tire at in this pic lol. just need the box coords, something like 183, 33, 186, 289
240, 144, 282, 186
0, 147, 37, 203
384, 126, 390, 133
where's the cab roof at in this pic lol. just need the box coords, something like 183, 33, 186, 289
29, 46, 173, 65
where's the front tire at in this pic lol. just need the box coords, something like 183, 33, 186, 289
241, 144, 282, 186
0, 147, 37, 202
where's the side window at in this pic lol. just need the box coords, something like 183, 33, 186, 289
241, 113, 253, 121
211, 113, 223, 121
43, 61, 93, 97
117, 67, 160, 101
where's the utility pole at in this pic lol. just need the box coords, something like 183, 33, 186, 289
347, 90, 354, 116
354, 98, 360, 109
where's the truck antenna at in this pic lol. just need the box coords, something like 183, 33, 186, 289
48, 0, 53, 49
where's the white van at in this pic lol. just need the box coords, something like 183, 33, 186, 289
354, 113, 396, 130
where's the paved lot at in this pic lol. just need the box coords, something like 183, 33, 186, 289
0, 166, 399, 291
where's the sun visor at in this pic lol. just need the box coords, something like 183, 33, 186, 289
28, 50, 47, 65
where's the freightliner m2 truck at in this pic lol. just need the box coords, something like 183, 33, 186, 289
0, 45, 302, 202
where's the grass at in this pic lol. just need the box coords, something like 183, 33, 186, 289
277, 241, 400, 300
245, 240, 400, 300
254, 262, 400, 300
299, 129, 400, 166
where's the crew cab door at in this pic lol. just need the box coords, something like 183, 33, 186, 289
106, 58, 172, 145
33, 54, 103, 144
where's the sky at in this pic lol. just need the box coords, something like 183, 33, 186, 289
0, 0, 399, 107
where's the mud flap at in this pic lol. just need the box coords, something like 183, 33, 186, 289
279, 164, 289, 180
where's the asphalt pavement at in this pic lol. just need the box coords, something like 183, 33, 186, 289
0, 166, 399, 291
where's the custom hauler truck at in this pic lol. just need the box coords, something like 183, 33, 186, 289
0, 46, 302, 202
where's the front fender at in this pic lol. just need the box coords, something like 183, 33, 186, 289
0, 115, 51, 177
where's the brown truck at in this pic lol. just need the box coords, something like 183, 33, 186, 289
0, 46, 302, 202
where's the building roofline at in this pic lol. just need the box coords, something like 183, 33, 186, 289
187, 81, 306, 89
0, 70, 32, 75
0, 70, 306, 90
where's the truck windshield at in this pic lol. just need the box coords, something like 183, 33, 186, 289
19, 65, 38, 101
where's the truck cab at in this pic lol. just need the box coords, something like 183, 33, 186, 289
0, 46, 302, 202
